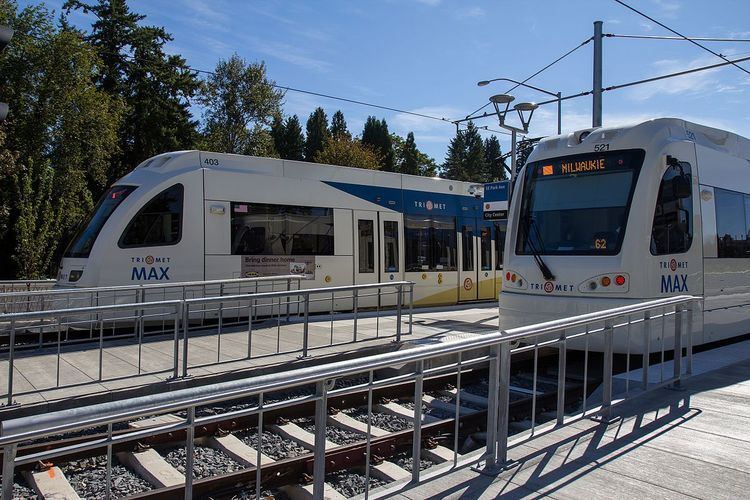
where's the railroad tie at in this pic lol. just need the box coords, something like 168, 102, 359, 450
280, 483, 347, 500
116, 448, 184, 488
23, 466, 81, 500
422, 394, 476, 416
422, 444, 457, 464
208, 434, 275, 467
437, 388, 489, 408
374, 401, 439, 424
326, 412, 389, 437
270, 422, 339, 451
369, 460, 411, 482
128, 414, 184, 429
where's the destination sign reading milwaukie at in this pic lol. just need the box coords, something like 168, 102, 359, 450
538, 155, 618, 177
560, 158, 605, 174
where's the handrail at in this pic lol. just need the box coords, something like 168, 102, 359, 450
0, 295, 699, 443
0, 275, 303, 299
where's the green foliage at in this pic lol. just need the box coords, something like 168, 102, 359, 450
516, 137, 541, 173
272, 114, 305, 160
198, 54, 283, 154
245, 125, 278, 158
483, 135, 507, 181
442, 122, 484, 181
392, 132, 437, 177
64, 0, 200, 181
305, 107, 330, 161
314, 137, 381, 170
330, 110, 350, 140
361, 116, 395, 171
0, 2, 122, 278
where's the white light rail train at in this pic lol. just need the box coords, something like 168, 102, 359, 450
57, 151, 509, 309
501, 118, 750, 352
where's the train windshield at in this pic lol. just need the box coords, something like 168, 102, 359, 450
516, 149, 644, 256
64, 185, 136, 258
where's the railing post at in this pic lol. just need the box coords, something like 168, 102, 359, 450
2, 443, 18, 500
301, 294, 310, 358
642, 310, 651, 390
286, 278, 291, 322
181, 302, 190, 378
353, 289, 358, 343
556, 331, 567, 426
313, 380, 328, 500
673, 304, 683, 386
484, 344, 501, 465
496, 341, 512, 466
600, 319, 614, 420
687, 300, 698, 376
395, 284, 403, 343
7, 318, 15, 407
408, 283, 414, 336
185, 406, 195, 500
172, 302, 181, 379
411, 359, 424, 483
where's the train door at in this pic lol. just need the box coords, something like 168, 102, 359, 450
493, 220, 508, 298
353, 210, 379, 307
478, 222, 495, 300
379, 212, 403, 306
459, 218, 479, 301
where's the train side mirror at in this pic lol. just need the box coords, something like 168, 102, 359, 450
672, 175, 691, 199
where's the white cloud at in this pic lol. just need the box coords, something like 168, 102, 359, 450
652, 0, 681, 16
457, 6, 485, 19
254, 41, 332, 72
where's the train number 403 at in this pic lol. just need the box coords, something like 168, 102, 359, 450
204, 158, 220, 166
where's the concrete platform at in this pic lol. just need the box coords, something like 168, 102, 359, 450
391, 356, 750, 499
0, 303, 498, 417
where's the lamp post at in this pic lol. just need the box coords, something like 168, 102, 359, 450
487, 94, 539, 184
478, 77, 561, 135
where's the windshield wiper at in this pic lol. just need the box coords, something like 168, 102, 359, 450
521, 215, 556, 281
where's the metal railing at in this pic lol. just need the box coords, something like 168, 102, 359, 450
0, 275, 301, 315
0, 281, 414, 407
0, 295, 700, 500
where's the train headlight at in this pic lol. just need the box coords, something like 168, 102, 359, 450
579, 273, 629, 293
69, 270, 83, 282
615, 275, 626, 286
503, 270, 528, 290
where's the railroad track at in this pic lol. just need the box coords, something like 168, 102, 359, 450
2, 364, 591, 500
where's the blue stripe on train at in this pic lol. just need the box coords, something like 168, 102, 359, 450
324, 181, 484, 216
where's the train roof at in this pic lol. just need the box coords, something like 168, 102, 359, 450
531, 117, 750, 163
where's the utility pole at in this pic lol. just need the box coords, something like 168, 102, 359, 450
592, 20, 603, 128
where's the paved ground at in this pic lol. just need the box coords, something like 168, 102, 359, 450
393, 356, 750, 499
0, 303, 498, 414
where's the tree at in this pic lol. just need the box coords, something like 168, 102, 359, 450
330, 110, 350, 140
361, 116, 395, 171
483, 135, 506, 181
393, 132, 437, 177
516, 137, 542, 174
441, 122, 486, 182
64, 0, 200, 181
314, 137, 381, 170
282, 115, 305, 160
305, 107, 330, 161
245, 125, 278, 158
198, 54, 283, 154
0, 3, 122, 277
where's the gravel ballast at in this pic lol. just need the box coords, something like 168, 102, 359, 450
236, 427, 308, 460
392, 451, 435, 472
61, 456, 152, 498
162, 446, 245, 479
327, 469, 388, 498
344, 408, 413, 432
294, 417, 366, 446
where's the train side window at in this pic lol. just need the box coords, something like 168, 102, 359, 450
480, 226, 492, 271
405, 215, 456, 271
650, 161, 693, 255
715, 188, 749, 257
494, 221, 507, 269
358, 219, 375, 273
230, 202, 334, 255
383, 221, 399, 272
461, 224, 474, 271
119, 184, 183, 248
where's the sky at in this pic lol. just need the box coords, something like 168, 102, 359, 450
19, 0, 750, 162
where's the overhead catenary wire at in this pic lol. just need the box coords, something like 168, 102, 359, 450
612, 0, 750, 76
606, 33, 750, 43
463, 36, 593, 121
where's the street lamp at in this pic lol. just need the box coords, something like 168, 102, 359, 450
478, 77, 561, 135
487, 94, 538, 183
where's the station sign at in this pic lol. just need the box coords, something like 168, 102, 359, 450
483, 180, 510, 220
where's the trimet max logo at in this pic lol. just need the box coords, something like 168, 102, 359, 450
131, 255, 171, 281
659, 259, 688, 293
413, 200, 447, 211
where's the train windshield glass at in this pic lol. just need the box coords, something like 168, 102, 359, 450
64, 185, 136, 258
516, 149, 644, 255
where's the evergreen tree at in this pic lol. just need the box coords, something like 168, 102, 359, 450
198, 54, 283, 154
244, 125, 278, 157
270, 115, 285, 157
361, 116, 395, 171
483, 135, 506, 181
400, 132, 419, 175
0, 3, 122, 277
64, 0, 200, 181
516, 137, 541, 174
314, 137, 381, 170
283, 115, 305, 160
305, 107, 330, 161
330, 110, 350, 140
442, 122, 487, 182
